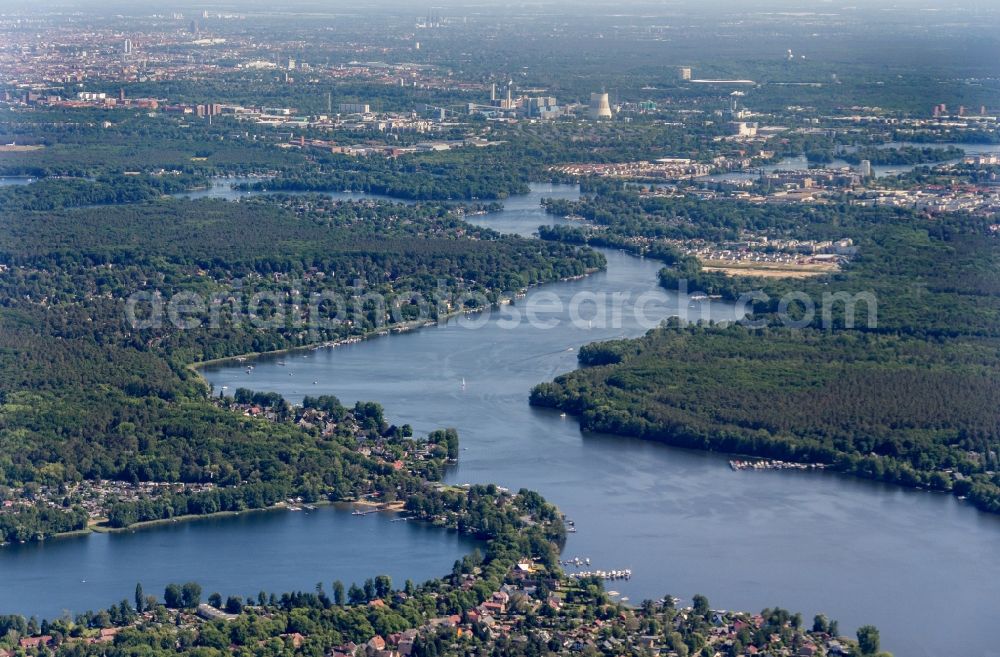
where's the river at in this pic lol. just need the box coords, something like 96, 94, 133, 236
202, 184, 1000, 657
703, 140, 1000, 181
4, 183, 998, 657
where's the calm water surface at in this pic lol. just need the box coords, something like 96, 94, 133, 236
0, 176, 34, 186
1, 505, 478, 621
3, 184, 997, 657
704, 140, 1000, 181
174, 177, 417, 204
204, 184, 1000, 657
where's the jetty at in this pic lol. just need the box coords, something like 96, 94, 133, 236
729, 459, 826, 472
568, 569, 632, 581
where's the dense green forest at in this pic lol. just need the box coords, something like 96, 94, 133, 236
0, 174, 208, 211
1, 6, 993, 652
241, 148, 533, 201
0, 195, 603, 540
535, 188, 1000, 513
239, 117, 744, 200
840, 145, 964, 166
542, 187, 1000, 336
532, 326, 1000, 507
0, 109, 309, 178
0, 108, 750, 201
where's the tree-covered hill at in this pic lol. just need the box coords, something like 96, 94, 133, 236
0, 196, 603, 540
532, 326, 1000, 506
534, 188, 1000, 513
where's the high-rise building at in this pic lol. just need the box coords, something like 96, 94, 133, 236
859, 159, 872, 178
287, 58, 296, 71
123, 39, 132, 55
679, 67, 692, 81
589, 92, 612, 119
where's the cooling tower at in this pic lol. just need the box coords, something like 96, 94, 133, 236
589, 92, 612, 119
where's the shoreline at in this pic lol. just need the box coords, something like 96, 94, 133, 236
189, 267, 603, 374
91, 508, 274, 534
548, 404, 977, 510
188, 316, 444, 371
41, 497, 412, 544
186, 181, 598, 373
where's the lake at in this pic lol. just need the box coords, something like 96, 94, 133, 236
3, 183, 998, 657
202, 184, 1000, 657
0, 505, 478, 621
174, 177, 417, 204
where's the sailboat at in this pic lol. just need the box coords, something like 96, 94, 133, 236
461, 377, 466, 390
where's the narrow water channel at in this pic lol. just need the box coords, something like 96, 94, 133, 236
204, 184, 1000, 657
